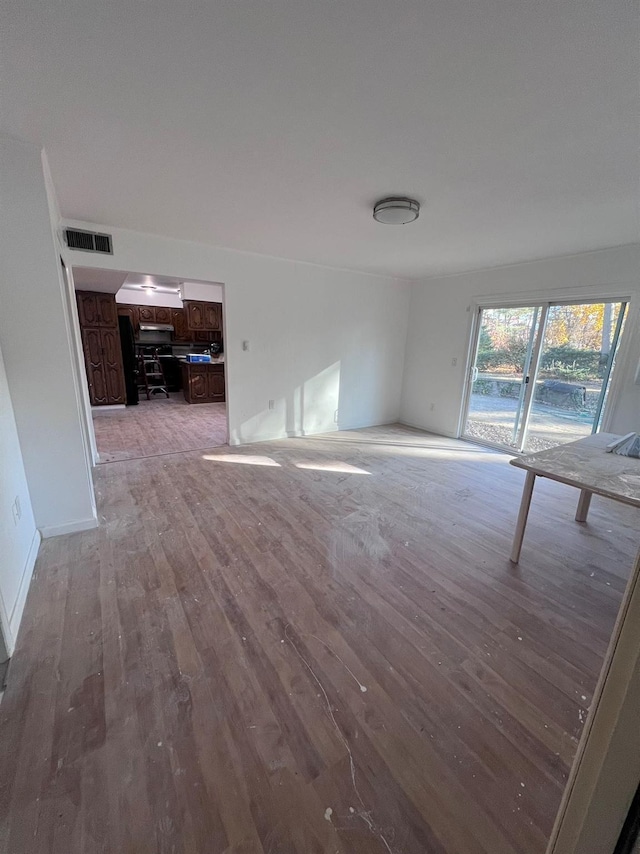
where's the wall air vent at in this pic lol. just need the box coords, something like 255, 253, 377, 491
64, 228, 113, 254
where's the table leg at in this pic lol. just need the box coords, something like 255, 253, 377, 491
510, 471, 536, 564
575, 489, 592, 523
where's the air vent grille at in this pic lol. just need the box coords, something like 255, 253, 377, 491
64, 228, 113, 254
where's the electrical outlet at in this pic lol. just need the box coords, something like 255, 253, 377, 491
334, 409, 339, 423
242, 340, 250, 351
268, 399, 275, 410
14, 496, 21, 519
451, 357, 458, 367
430, 403, 435, 412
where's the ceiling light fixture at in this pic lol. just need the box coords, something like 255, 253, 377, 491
373, 197, 420, 225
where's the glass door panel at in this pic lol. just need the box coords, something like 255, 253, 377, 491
463, 306, 541, 450
523, 301, 627, 452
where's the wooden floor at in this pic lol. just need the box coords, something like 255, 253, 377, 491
1, 425, 637, 854
92, 395, 227, 463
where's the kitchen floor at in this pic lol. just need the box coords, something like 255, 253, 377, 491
92, 394, 228, 462
0, 425, 635, 853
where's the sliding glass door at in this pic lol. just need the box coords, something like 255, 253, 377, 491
463, 306, 541, 449
462, 300, 627, 453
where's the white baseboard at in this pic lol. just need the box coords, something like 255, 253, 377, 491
92, 404, 125, 413
397, 419, 457, 438
39, 516, 99, 539
229, 417, 402, 447
3, 529, 42, 655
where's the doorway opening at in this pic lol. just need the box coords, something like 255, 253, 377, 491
72, 268, 229, 463
461, 300, 627, 453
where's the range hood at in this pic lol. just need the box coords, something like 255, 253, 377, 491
139, 324, 174, 332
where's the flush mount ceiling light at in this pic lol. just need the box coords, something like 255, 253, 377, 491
373, 197, 420, 225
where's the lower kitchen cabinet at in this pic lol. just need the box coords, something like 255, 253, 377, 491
181, 362, 225, 404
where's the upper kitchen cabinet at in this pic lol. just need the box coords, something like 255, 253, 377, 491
117, 305, 140, 331
135, 305, 173, 324
184, 300, 222, 332
171, 308, 191, 342
204, 301, 222, 331
77, 291, 118, 327
138, 305, 155, 324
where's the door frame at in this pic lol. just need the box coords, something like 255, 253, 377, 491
546, 547, 640, 854
59, 258, 99, 466
459, 295, 630, 452
60, 260, 231, 455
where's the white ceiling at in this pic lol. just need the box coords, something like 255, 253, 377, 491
3, 0, 638, 278
73, 268, 196, 294
71, 267, 128, 294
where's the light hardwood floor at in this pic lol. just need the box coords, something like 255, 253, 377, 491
92, 395, 228, 462
0, 425, 637, 854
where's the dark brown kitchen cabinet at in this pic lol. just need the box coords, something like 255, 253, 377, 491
186, 366, 208, 401
81, 327, 125, 405
138, 305, 155, 323
184, 300, 205, 330
135, 305, 173, 324
204, 301, 222, 331
96, 294, 118, 327
77, 291, 118, 328
184, 300, 222, 332
208, 367, 225, 400
102, 328, 126, 402
181, 362, 225, 403
82, 328, 108, 404
77, 291, 126, 405
171, 308, 190, 342
117, 305, 140, 332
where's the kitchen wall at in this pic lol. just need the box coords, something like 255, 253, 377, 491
0, 341, 39, 655
401, 245, 640, 437
61, 219, 411, 445
0, 137, 97, 537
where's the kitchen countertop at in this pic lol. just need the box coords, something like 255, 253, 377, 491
177, 357, 225, 364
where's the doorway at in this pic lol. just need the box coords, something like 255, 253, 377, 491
71, 268, 230, 463
462, 300, 627, 453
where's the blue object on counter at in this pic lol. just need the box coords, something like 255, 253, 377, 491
186, 354, 211, 363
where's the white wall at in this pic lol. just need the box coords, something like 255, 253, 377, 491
181, 281, 223, 302
62, 219, 411, 445
0, 137, 97, 537
0, 342, 39, 656
401, 245, 640, 437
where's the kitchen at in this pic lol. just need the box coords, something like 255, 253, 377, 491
73, 269, 228, 462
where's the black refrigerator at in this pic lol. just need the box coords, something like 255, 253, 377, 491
118, 315, 139, 405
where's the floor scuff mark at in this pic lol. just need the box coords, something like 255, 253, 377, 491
284, 625, 394, 854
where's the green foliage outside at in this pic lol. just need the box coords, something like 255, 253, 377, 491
476, 335, 608, 381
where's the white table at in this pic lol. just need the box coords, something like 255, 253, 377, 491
509, 433, 640, 564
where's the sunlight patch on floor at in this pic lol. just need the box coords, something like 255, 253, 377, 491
201, 454, 281, 466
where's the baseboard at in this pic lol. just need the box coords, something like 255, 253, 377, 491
7, 528, 41, 653
229, 418, 401, 447
92, 404, 125, 413
39, 516, 99, 538
397, 419, 457, 438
